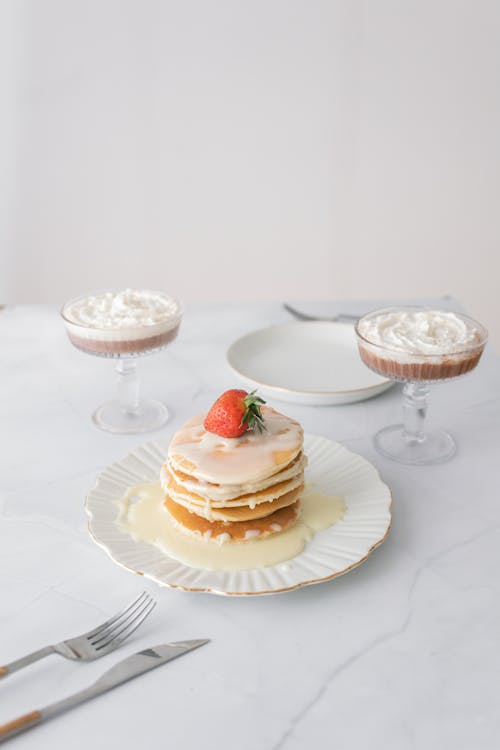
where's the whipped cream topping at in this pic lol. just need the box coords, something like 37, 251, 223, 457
358, 310, 482, 355
65, 289, 180, 330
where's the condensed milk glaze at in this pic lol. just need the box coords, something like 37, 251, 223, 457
168, 407, 303, 485
117, 483, 345, 571
165, 453, 307, 503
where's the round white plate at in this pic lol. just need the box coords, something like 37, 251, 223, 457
86, 434, 392, 596
227, 321, 393, 405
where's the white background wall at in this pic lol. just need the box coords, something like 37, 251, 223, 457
2, 0, 499, 346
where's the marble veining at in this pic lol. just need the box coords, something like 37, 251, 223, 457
1, 299, 499, 750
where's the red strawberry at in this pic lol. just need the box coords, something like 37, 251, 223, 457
203, 389, 266, 438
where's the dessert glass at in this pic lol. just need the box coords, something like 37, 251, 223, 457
61, 290, 182, 434
355, 306, 487, 465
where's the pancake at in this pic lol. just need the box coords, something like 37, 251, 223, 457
168, 406, 303, 485
164, 452, 307, 503
164, 494, 301, 542
162, 464, 304, 514
166, 484, 303, 522
162, 401, 306, 545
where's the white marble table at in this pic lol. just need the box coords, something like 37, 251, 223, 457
1, 300, 499, 750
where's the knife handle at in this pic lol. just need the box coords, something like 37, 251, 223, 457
0, 710, 42, 743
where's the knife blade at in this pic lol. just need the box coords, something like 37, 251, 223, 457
0, 640, 209, 743
89, 640, 208, 693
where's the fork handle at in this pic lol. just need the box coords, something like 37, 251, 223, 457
0, 646, 55, 677
336, 313, 359, 323
0, 711, 42, 742
283, 304, 359, 324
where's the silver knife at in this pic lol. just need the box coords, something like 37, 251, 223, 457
0, 640, 209, 743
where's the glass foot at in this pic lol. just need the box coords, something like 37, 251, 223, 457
92, 399, 169, 434
374, 424, 456, 465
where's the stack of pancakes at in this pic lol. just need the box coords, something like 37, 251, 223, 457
161, 406, 306, 543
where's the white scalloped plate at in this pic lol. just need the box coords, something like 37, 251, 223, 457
86, 435, 392, 596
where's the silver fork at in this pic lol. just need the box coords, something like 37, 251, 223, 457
283, 303, 359, 324
0, 591, 156, 678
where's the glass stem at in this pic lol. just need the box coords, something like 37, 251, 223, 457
402, 381, 429, 444
116, 358, 140, 415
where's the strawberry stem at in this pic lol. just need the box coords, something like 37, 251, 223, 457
241, 390, 267, 433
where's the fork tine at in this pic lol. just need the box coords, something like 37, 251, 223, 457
95, 600, 156, 652
85, 592, 149, 639
89, 593, 152, 645
91, 595, 154, 647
